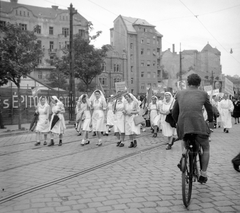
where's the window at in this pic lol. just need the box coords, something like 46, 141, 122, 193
131, 78, 133, 84
141, 72, 144, 77
147, 49, 150, 55
147, 72, 151, 78
49, 41, 54, 51
147, 60, 150, 66
131, 89, 134, 93
102, 63, 106, 71
144, 28, 146, 32
38, 71, 43, 79
130, 43, 133, 49
117, 64, 119, 72
62, 28, 69, 37
35, 25, 41, 34
141, 62, 144, 67
79, 29, 85, 38
147, 38, 150, 44
141, 38, 144, 43
23, 11, 26, 16
111, 31, 113, 37
114, 64, 117, 72
131, 66, 133, 72
19, 23, 27, 30
141, 48, 144, 55
153, 49, 156, 56
65, 41, 69, 49
27, 12, 29, 17
20, 11, 22, 16
16, 10, 18, 15
153, 61, 156, 66
153, 72, 156, 78
49, 27, 54, 35
141, 83, 145, 90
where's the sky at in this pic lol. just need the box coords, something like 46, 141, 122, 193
6, 0, 240, 77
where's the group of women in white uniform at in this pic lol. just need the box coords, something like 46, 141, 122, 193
75, 90, 141, 148
34, 96, 66, 146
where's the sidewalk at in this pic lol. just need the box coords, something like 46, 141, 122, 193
0, 121, 74, 138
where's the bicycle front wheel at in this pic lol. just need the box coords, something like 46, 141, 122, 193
182, 151, 193, 207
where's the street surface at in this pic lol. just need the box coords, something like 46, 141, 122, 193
0, 123, 239, 213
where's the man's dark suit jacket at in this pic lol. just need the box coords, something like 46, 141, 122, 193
172, 88, 213, 140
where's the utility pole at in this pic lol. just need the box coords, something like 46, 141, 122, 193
68, 3, 77, 121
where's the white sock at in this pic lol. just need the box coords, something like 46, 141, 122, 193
200, 170, 207, 177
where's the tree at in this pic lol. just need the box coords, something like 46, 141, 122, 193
77, 80, 96, 93
47, 70, 68, 90
0, 23, 43, 129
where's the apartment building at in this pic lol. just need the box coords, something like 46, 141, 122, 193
0, 0, 88, 83
110, 15, 163, 95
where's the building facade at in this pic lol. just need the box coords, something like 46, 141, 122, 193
98, 46, 127, 97
110, 15, 163, 95
0, 0, 88, 83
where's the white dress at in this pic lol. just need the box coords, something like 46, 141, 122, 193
124, 101, 140, 136
106, 102, 115, 126
80, 102, 92, 132
114, 100, 125, 133
160, 100, 175, 137
49, 102, 66, 135
92, 99, 106, 132
35, 104, 50, 133
149, 102, 160, 126
219, 99, 234, 129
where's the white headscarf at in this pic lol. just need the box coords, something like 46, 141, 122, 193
37, 96, 49, 108
163, 92, 174, 105
51, 96, 64, 108
89, 89, 106, 103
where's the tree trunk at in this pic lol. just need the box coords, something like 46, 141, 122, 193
17, 85, 22, 130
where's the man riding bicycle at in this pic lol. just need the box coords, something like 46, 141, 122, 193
172, 74, 213, 183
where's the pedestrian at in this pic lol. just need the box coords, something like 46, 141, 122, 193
104, 96, 115, 136
123, 93, 141, 148
78, 94, 92, 146
148, 96, 160, 137
219, 93, 234, 133
90, 90, 107, 146
35, 97, 50, 146
75, 96, 84, 136
114, 93, 126, 147
232, 97, 240, 124
160, 92, 177, 150
216, 94, 223, 128
48, 96, 66, 146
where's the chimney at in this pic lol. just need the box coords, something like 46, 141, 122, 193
10, 0, 18, 3
172, 44, 175, 53
52, 5, 58, 10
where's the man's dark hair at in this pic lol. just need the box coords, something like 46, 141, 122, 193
187, 74, 201, 86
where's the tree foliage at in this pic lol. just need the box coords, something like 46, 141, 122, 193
0, 23, 43, 87
47, 70, 68, 90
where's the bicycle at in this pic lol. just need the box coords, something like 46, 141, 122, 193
180, 134, 203, 208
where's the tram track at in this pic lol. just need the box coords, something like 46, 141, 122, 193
0, 132, 155, 172
0, 141, 166, 205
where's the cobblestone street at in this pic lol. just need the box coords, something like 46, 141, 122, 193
0, 124, 239, 213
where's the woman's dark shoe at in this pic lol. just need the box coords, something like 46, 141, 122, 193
116, 141, 121, 147
166, 144, 172, 150
128, 141, 134, 148
225, 130, 229, 133
104, 132, 109, 136
152, 133, 157, 138
48, 140, 54, 147
119, 142, 124, 147
58, 140, 62, 146
85, 141, 90, 145
35, 142, 40, 146
133, 140, 137, 148
93, 132, 96, 136
78, 132, 82, 136
223, 128, 226, 132
43, 141, 47, 146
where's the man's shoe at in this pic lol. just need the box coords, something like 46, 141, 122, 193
116, 141, 121, 147
85, 141, 90, 145
198, 175, 208, 184
166, 144, 172, 150
58, 140, 62, 146
232, 163, 240, 172
223, 128, 226, 132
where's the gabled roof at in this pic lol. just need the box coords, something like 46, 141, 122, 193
0, 1, 87, 21
201, 43, 220, 55
116, 15, 162, 36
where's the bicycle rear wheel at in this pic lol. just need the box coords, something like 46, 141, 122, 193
182, 150, 193, 207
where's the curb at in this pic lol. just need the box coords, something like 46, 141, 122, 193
0, 125, 75, 138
